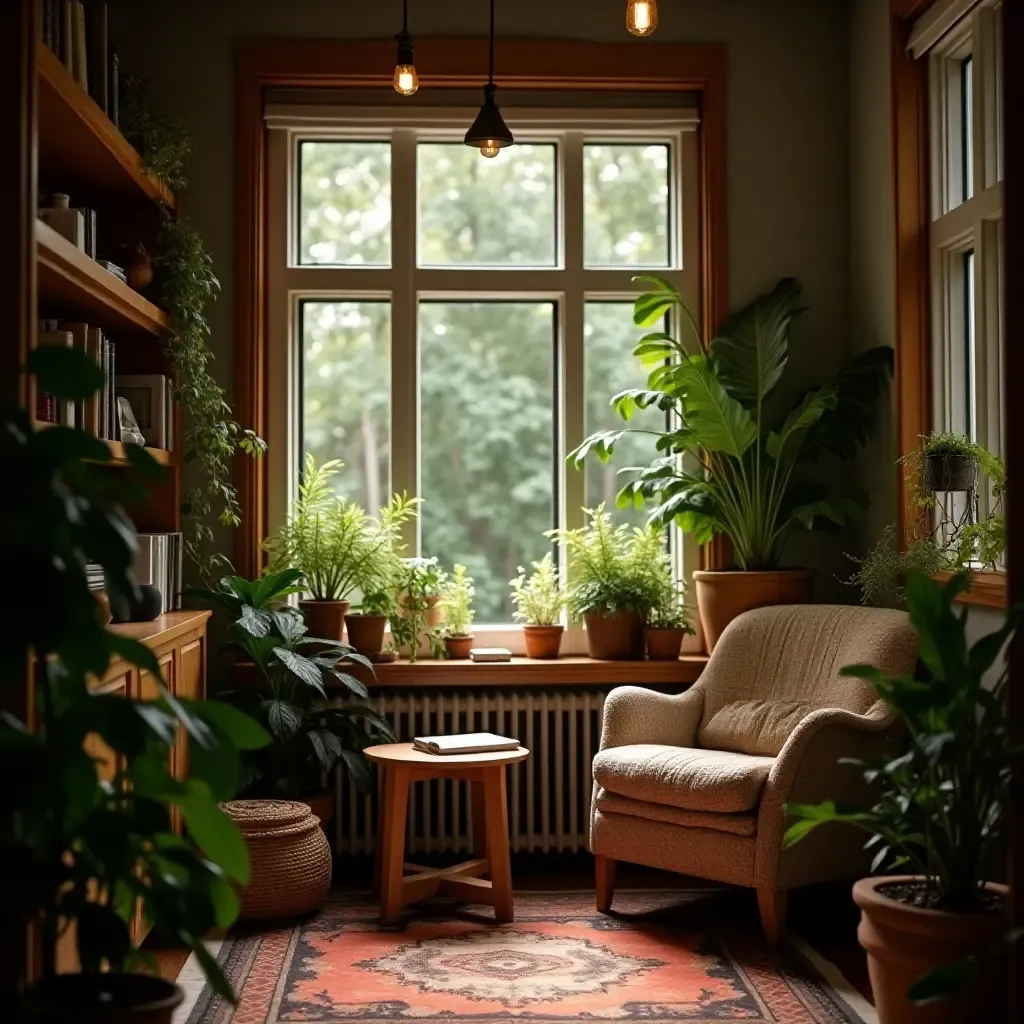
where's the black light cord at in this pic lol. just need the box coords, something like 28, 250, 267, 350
488, 0, 495, 85
403, 0, 409, 34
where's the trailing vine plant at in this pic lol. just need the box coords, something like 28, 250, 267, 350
122, 73, 266, 579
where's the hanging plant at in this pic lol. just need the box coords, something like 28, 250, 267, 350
158, 212, 266, 579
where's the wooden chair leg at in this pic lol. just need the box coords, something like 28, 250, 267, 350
757, 888, 787, 948
595, 855, 617, 913
482, 766, 514, 923
379, 765, 411, 924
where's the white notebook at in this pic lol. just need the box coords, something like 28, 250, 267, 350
413, 732, 519, 756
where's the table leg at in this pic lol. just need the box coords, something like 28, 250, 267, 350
380, 764, 411, 924
372, 764, 387, 895
470, 780, 487, 859
482, 766, 514, 923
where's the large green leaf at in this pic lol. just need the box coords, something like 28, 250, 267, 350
27, 345, 106, 400
765, 385, 836, 467
709, 278, 804, 408
674, 357, 758, 457
177, 780, 250, 885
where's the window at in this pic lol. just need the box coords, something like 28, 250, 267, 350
267, 107, 700, 635
927, 2, 1004, 539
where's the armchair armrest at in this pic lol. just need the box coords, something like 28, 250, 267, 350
754, 699, 901, 889
600, 685, 705, 751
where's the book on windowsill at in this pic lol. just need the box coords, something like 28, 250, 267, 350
413, 733, 519, 756
469, 647, 512, 662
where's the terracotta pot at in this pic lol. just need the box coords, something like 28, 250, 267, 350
645, 626, 685, 661
692, 568, 814, 652
923, 453, 978, 493
397, 592, 443, 628
344, 613, 388, 656
92, 590, 113, 625
23, 973, 183, 1023
302, 790, 335, 832
584, 610, 644, 660
127, 250, 155, 292
444, 634, 474, 659
299, 599, 350, 642
523, 624, 564, 659
853, 876, 1008, 1024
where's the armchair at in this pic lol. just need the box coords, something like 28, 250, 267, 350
590, 603, 919, 944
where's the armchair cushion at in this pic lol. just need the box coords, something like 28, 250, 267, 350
699, 699, 815, 757
592, 743, 775, 814
595, 788, 758, 836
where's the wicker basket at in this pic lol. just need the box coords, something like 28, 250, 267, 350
222, 800, 332, 920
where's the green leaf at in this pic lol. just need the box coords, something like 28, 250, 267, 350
673, 357, 758, 457
266, 700, 302, 739
709, 277, 804, 407
124, 442, 167, 480
177, 780, 251, 885
208, 874, 241, 929
274, 647, 326, 693
238, 605, 272, 638
187, 700, 271, 750
105, 632, 163, 678
192, 939, 238, 1005
27, 344, 106, 400
788, 490, 867, 531
34, 425, 111, 464
765, 385, 836, 466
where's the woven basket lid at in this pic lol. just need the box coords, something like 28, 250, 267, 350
221, 799, 314, 834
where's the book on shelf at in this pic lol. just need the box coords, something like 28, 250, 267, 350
71, 0, 87, 91
109, 50, 119, 129
36, 329, 76, 427
115, 375, 170, 449
84, 0, 108, 113
60, 0, 73, 72
134, 533, 183, 613
412, 733, 520, 757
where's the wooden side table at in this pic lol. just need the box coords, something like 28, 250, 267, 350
364, 742, 529, 924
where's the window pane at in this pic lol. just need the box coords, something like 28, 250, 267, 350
418, 144, 557, 267
585, 302, 666, 528
584, 143, 669, 267
963, 249, 976, 438
301, 301, 390, 511
420, 301, 555, 620
962, 56, 974, 201
298, 141, 391, 266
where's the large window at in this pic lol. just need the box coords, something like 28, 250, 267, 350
267, 108, 700, 629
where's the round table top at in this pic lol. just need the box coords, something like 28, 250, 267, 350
363, 742, 530, 768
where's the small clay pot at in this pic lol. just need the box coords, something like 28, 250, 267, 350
299, 599, 350, 642
853, 875, 1008, 1024
692, 569, 815, 653
444, 634, 474, 659
344, 613, 388, 656
923, 452, 978, 493
523, 624, 564, 659
127, 249, 155, 292
23, 973, 183, 1023
397, 592, 443, 628
645, 626, 685, 661
583, 610, 644, 660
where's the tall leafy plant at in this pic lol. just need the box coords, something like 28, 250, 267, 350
571, 278, 893, 569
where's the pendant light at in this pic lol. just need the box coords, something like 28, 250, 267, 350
464, 0, 514, 159
626, 0, 658, 37
393, 0, 419, 96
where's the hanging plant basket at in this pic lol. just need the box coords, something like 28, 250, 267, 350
923, 452, 978, 492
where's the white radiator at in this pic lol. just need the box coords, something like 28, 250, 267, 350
332, 690, 607, 856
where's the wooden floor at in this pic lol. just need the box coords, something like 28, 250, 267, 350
146, 853, 870, 1002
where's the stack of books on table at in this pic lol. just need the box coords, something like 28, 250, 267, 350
134, 533, 182, 613
412, 733, 520, 756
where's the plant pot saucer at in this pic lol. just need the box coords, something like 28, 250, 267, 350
370, 650, 398, 663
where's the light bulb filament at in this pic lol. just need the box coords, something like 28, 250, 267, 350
626, 0, 658, 37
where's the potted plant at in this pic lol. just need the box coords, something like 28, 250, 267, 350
919, 431, 981, 492
391, 557, 448, 662
510, 552, 566, 659
785, 572, 1016, 1024
440, 564, 475, 659
550, 505, 665, 660
2, 347, 269, 1020
345, 590, 394, 659
264, 454, 418, 641
571, 277, 893, 650
644, 580, 694, 661
190, 573, 394, 827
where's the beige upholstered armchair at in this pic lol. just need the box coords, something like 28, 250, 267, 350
590, 604, 919, 944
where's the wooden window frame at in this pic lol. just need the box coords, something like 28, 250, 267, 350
891, 0, 1006, 608
233, 38, 728, 580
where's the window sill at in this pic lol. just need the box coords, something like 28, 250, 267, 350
349, 655, 708, 689
932, 570, 1007, 609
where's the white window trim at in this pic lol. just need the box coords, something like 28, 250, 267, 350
265, 108, 702, 651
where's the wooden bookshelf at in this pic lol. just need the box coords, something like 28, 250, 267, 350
33, 419, 174, 467
37, 220, 170, 339
36, 40, 175, 211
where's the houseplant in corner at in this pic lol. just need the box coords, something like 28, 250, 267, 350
510, 552, 566, 659
785, 572, 1016, 1024
2, 347, 269, 1020
550, 505, 665, 659
440, 564, 475, 659
644, 580, 694, 661
264, 454, 418, 641
571, 277, 892, 650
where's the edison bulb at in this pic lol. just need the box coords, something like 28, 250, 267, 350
479, 141, 501, 159
626, 0, 658, 36
393, 63, 419, 96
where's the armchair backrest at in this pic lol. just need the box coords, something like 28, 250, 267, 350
695, 604, 919, 756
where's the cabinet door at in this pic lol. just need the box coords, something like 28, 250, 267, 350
175, 633, 206, 784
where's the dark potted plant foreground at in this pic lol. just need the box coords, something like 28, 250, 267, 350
786, 572, 1016, 1024
571, 277, 892, 651
23, 974, 183, 1024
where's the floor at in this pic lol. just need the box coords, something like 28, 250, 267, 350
147, 852, 871, 1004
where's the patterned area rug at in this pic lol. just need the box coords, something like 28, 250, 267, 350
177, 891, 869, 1024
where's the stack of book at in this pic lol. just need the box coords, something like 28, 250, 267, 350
85, 563, 105, 593
42, 1, 119, 128
134, 533, 182, 613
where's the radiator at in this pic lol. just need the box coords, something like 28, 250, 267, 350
332, 690, 607, 856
